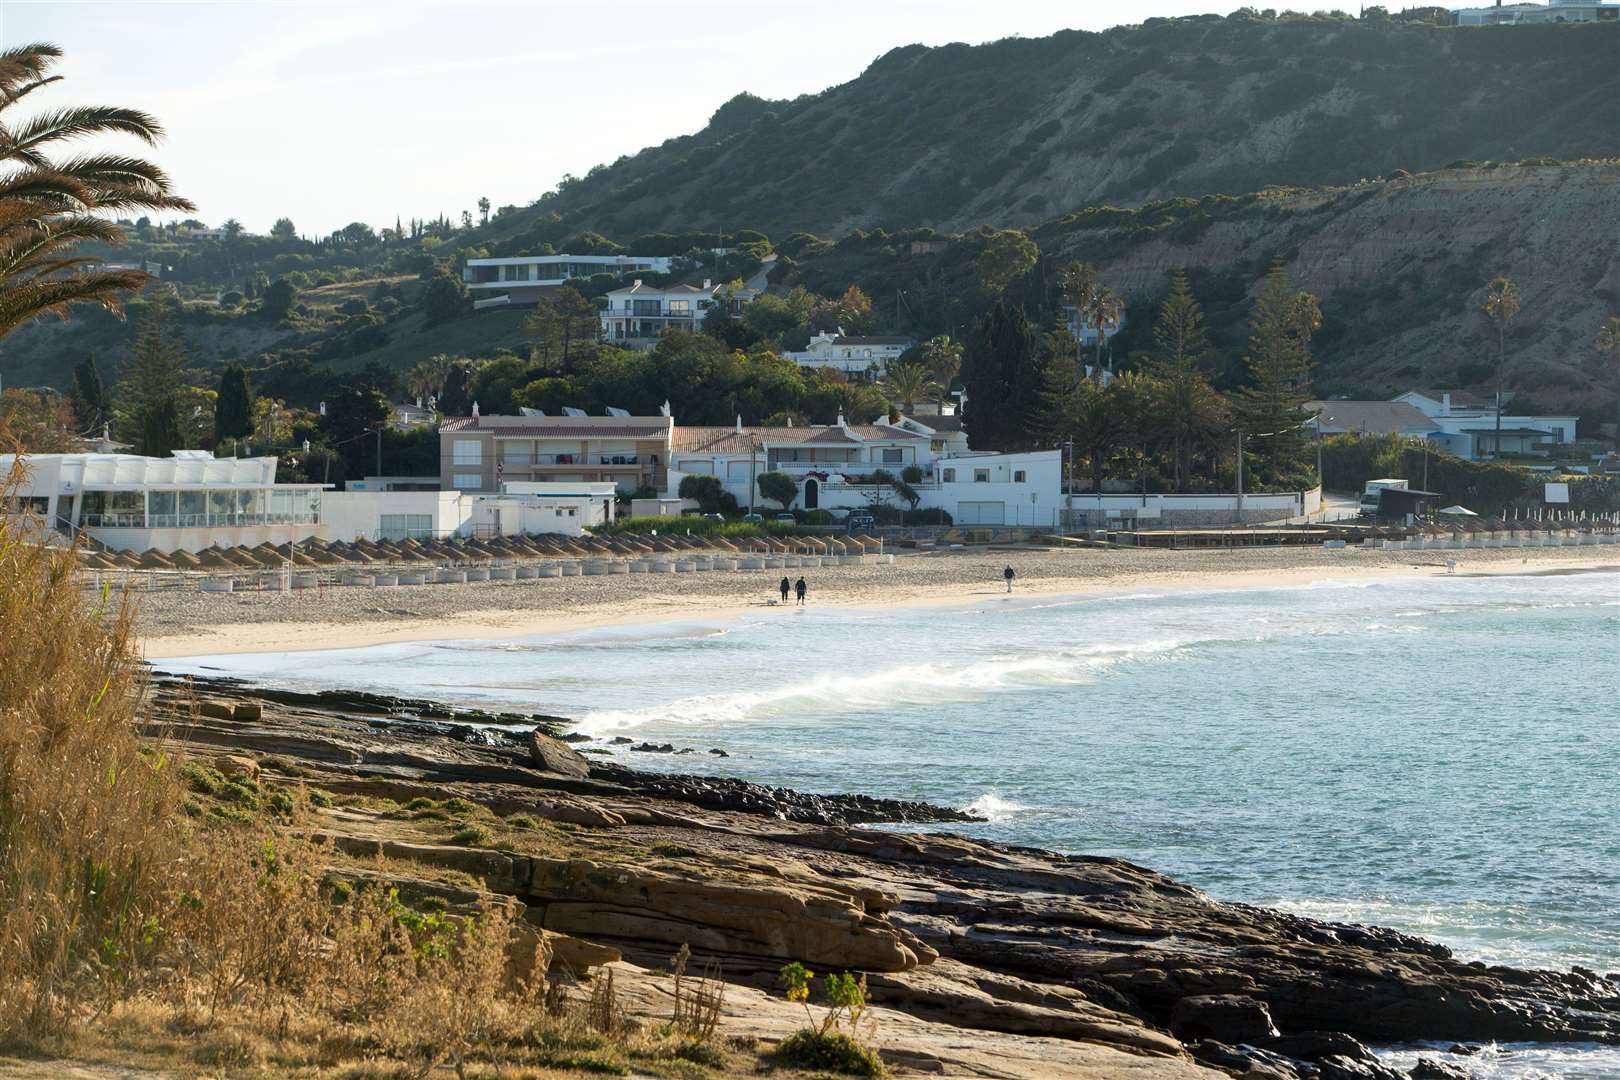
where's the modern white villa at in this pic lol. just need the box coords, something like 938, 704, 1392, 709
462, 254, 674, 307
1453, 0, 1618, 25
1308, 389, 1578, 460
1, 452, 326, 554
598, 279, 757, 346
782, 331, 915, 380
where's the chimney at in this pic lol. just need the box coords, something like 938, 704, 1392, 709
632, 278, 642, 287
735, 414, 742, 433
1441, 392, 1451, 414
836, 412, 847, 429
472, 400, 480, 418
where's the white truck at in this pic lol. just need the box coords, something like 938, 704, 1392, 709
1359, 478, 1409, 516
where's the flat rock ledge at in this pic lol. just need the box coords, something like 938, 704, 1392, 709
143, 674, 1620, 1080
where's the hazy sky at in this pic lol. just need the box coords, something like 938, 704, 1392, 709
8, 0, 1256, 236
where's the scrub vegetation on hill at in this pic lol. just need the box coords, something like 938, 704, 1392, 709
485, 12, 1620, 239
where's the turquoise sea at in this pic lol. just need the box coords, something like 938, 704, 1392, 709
167, 568, 1620, 1077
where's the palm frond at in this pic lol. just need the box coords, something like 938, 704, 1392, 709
0, 43, 62, 98
3, 105, 167, 156
0, 269, 150, 337
0, 74, 63, 108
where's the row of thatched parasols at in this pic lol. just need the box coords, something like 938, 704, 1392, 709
75, 530, 885, 574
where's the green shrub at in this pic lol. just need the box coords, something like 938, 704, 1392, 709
802, 509, 834, 525
267, 788, 296, 819
180, 761, 225, 796
449, 825, 489, 846
776, 1030, 885, 1076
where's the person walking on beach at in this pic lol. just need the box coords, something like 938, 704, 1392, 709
1004, 565, 1016, 593
794, 577, 807, 605
779, 576, 791, 603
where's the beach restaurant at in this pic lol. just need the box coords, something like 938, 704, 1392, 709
1, 451, 328, 554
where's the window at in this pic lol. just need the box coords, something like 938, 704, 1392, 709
942, 468, 955, 482
380, 513, 433, 540
452, 473, 482, 490
881, 448, 903, 464
668, 300, 690, 315
452, 439, 482, 466
1014, 470, 1026, 483
974, 469, 990, 483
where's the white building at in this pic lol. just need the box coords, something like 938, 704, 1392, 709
1454, 0, 1619, 25
1063, 306, 1126, 349
1, 452, 327, 554
322, 482, 617, 542
1390, 389, 1577, 458
782, 331, 915, 380
1304, 392, 1578, 460
668, 417, 1063, 525
462, 254, 673, 307
439, 413, 674, 493
598, 279, 756, 347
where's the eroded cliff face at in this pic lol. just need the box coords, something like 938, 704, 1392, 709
147, 676, 1620, 1080
1037, 165, 1620, 407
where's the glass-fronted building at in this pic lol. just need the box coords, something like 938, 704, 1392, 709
1, 451, 327, 553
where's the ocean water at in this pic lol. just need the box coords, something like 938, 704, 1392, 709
166, 570, 1620, 1073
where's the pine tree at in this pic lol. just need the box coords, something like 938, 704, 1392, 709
213, 364, 254, 450
71, 356, 109, 431
1237, 263, 1318, 486
115, 302, 188, 456
1151, 270, 1211, 375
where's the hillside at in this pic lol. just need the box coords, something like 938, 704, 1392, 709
777, 163, 1620, 418
489, 15, 1620, 242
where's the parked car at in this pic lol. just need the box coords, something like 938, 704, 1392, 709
741, 512, 764, 524
773, 512, 797, 523
845, 511, 877, 532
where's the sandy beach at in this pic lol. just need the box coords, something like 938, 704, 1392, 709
136, 544, 1619, 659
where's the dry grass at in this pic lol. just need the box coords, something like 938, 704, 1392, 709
1, 455, 757, 1077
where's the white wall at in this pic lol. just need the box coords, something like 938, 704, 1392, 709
321, 492, 468, 542
89, 523, 330, 555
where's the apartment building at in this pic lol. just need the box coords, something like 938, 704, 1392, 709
782, 331, 915, 380
462, 253, 674, 307
439, 413, 674, 493
598, 279, 756, 346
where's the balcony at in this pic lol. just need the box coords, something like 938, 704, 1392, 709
500, 454, 644, 467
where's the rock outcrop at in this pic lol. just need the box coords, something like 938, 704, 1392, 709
146, 673, 1620, 1080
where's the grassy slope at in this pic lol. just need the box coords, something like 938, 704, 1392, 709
327, 307, 532, 374
482, 17, 1620, 242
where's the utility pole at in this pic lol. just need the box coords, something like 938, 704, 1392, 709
375, 426, 383, 479
1235, 431, 1245, 522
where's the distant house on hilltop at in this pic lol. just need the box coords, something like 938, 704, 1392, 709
782, 330, 915, 381
1454, 0, 1619, 24
598, 279, 756, 348
462, 253, 674, 308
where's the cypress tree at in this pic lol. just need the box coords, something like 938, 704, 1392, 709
438, 362, 473, 416
71, 356, 109, 431
213, 364, 254, 450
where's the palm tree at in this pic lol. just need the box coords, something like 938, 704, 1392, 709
1058, 261, 1098, 383
1597, 315, 1620, 448
1482, 276, 1521, 456
920, 335, 961, 407
881, 360, 936, 416
0, 43, 192, 338
407, 354, 454, 403
1084, 286, 1124, 383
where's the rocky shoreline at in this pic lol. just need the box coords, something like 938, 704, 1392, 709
144, 672, 1620, 1080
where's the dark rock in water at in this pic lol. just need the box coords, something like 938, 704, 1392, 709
609, 736, 633, 745
1409, 1061, 1472, 1080
526, 729, 590, 778
1315, 1056, 1409, 1079
1172, 994, 1280, 1043
1445, 1043, 1479, 1055
1188, 1040, 1298, 1080
559, 732, 592, 743
587, 761, 978, 826
1266, 1030, 1375, 1062
674, 748, 695, 755
709, 748, 729, 757
630, 742, 677, 754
